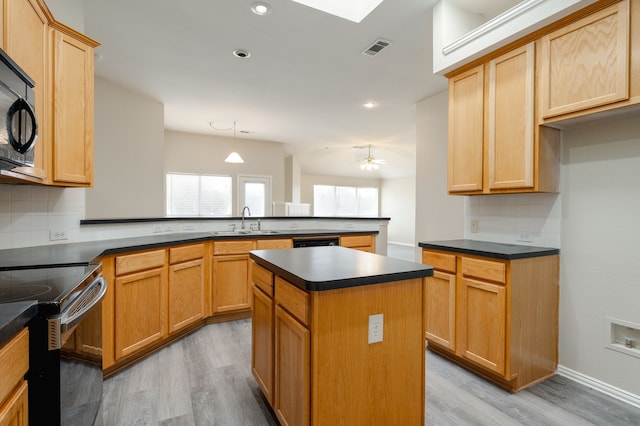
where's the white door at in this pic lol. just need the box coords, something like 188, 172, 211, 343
238, 175, 272, 216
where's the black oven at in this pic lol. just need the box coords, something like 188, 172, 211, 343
0, 264, 106, 426
0, 47, 38, 171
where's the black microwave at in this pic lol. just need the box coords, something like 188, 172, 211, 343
0, 47, 38, 171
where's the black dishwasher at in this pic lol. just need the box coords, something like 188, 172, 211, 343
292, 236, 339, 247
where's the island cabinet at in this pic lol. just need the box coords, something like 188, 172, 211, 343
421, 245, 559, 392
447, 42, 560, 195
251, 247, 432, 425
0, 328, 29, 425
539, 0, 638, 122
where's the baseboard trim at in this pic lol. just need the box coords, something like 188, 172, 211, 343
557, 365, 640, 409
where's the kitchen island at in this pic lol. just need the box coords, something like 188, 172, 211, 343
250, 246, 433, 426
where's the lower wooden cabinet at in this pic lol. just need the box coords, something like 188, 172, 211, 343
339, 234, 376, 252
168, 244, 206, 333
0, 328, 29, 426
114, 264, 168, 360
422, 249, 559, 392
424, 270, 456, 351
274, 305, 310, 426
458, 277, 506, 374
251, 284, 274, 405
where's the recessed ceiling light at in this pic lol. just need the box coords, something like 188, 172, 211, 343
233, 49, 251, 59
251, 2, 272, 16
363, 101, 377, 109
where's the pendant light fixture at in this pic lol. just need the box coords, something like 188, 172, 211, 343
225, 121, 244, 163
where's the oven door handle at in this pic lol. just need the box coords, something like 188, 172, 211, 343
48, 275, 107, 350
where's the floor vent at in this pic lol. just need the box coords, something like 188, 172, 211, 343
362, 38, 392, 57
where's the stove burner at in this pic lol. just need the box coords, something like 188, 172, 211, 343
0, 284, 52, 302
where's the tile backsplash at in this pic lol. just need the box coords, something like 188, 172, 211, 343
0, 185, 85, 249
464, 193, 561, 248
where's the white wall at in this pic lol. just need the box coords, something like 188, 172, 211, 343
558, 113, 640, 397
381, 176, 415, 245
85, 78, 165, 218
415, 91, 464, 261
164, 130, 286, 216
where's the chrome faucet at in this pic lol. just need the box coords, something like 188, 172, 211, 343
241, 206, 251, 229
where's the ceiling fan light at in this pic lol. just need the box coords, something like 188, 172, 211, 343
225, 151, 244, 163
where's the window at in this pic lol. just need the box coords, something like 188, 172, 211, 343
313, 185, 378, 216
238, 175, 272, 216
166, 173, 232, 216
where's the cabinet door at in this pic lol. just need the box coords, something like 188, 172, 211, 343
0, 380, 28, 425
540, 1, 629, 118
275, 306, 310, 426
168, 259, 205, 334
5, 0, 49, 179
51, 29, 95, 185
212, 254, 251, 313
252, 286, 274, 405
425, 271, 456, 351
115, 267, 168, 360
448, 65, 484, 193
458, 277, 506, 375
487, 43, 535, 190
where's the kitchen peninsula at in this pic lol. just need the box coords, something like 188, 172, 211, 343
250, 246, 433, 425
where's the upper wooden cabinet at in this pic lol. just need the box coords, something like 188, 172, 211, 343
1, 0, 99, 186
447, 43, 560, 195
49, 24, 98, 185
539, 1, 630, 120
447, 65, 484, 193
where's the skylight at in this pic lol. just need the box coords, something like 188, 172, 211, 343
290, 0, 384, 23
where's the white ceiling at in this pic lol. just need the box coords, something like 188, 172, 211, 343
82, 0, 510, 179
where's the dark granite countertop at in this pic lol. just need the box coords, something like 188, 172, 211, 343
0, 229, 378, 270
418, 239, 559, 260
0, 301, 37, 346
250, 246, 433, 291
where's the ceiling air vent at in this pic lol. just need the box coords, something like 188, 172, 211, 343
362, 38, 392, 57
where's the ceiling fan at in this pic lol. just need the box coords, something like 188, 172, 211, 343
359, 144, 386, 171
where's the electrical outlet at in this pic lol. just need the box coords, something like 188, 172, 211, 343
345, 222, 354, 229
163, 224, 174, 232
182, 223, 195, 231
152, 225, 163, 233
470, 220, 478, 233
368, 314, 383, 344
290, 222, 299, 228
49, 229, 69, 241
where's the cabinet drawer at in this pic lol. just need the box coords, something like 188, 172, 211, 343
169, 243, 205, 264
256, 239, 292, 250
275, 277, 309, 326
253, 263, 274, 296
422, 250, 456, 273
214, 240, 256, 255
115, 249, 165, 276
0, 328, 29, 406
461, 257, 506, 284
340, 234, 373, 248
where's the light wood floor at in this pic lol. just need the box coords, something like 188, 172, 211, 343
103, 319, 640, 425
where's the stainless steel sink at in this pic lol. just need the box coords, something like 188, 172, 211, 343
211, 230, 279, 236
